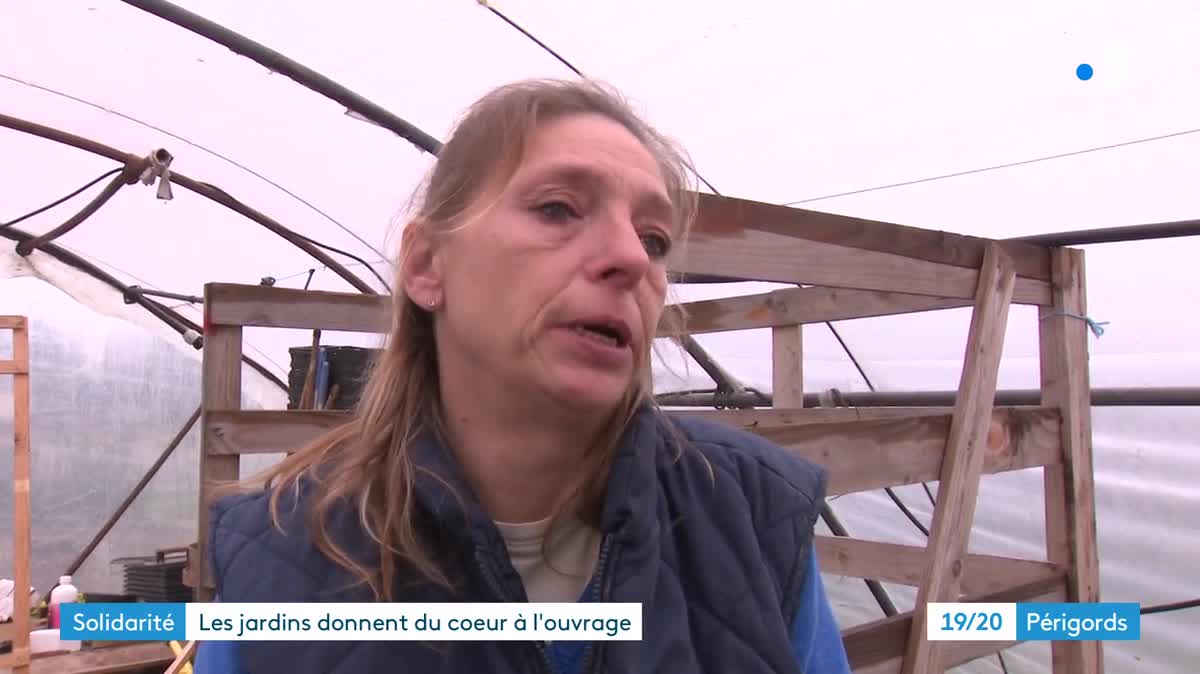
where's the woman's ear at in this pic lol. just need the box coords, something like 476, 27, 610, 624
399, 221, 442, 307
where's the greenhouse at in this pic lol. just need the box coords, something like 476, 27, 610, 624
1, 1, 1197, 672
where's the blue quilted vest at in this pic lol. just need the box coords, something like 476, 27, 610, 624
209, 404, 827, 673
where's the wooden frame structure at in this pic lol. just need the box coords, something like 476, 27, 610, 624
1, 316, 32, 674
192, 193, 1103, 673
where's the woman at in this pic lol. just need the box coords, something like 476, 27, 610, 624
195, 78, 851, 673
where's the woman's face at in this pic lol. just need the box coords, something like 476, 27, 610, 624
426, 112, 675, 413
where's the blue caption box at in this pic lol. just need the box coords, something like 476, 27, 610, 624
1017, 603, 1140, 641
61, 603, 187, 641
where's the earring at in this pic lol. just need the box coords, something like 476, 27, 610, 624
427, 298, 437, 309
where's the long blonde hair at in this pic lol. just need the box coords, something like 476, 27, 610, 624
242, 79, 699, 601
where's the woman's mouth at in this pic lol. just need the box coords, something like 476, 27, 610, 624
568, 319, 631, 349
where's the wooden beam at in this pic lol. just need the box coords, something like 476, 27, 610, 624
212, 408, 1062, 498
771, 325, 804, 408
164, 640, 198, 674
11, 318, 31, 674
197, 322, 243, 600
0, 316, 26, 329
660, 286, 974, 337
815, 536, 1063, 597
28, 642, 175, 674
903, 243, 1017, 674
1038, 247, 1104, 674
207, 409, 351, 455
752, 408, 1058, 495
845, 571, 1068, 674
672, 227, 1050, 305
0, 359, 27, 374
692, 192, 1052, 281
205, 283, 389, 332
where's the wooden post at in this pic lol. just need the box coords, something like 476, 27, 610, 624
10, 317, 32, 674
772, 325, 804, 408
166, 640, 199, 674
902, 244, 1017, 674
197, 288, 243, 601
1038, 247, 1104, 674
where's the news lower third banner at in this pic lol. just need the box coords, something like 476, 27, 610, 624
927, 602, 1141, 641
61, 603, 642, 641
60, 601, 1138, 642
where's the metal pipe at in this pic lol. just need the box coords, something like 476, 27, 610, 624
0, 224, 287, 391
1012, 218, 1200, 247
675, 334, 756, 403
667, 272, 751, 285
1141, 598, 1200, 616
118, 0, 442, 156
656, 387, 1200, 408
0, 112, 377, 295
124, 286, 204, 305
14, 160, 145, 256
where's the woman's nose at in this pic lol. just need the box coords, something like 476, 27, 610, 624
588, 216, 652, 288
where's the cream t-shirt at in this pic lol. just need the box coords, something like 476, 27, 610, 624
493, 514, 602, 603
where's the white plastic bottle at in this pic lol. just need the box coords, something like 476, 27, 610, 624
48, 575, 81, 650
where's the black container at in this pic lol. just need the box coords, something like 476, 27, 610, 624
288, 345, 382, 411
113, 552, 191, 604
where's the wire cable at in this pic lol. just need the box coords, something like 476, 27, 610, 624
263, 258, 390, 291
0, 163, 390, 291
475, 1, 724, 197
785, 125, 1200, 205
922, 482, 937, 508
1, 167, 122, 229
884, 487, 930, 538
478, 2, 583, 78
200, 182, 392, 291
1, 72, 389, 263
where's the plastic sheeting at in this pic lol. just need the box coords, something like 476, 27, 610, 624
1, 1, 1198, 671
0, 275, 285, 596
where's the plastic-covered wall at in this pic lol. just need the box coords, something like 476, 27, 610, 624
0, 276, 284, 599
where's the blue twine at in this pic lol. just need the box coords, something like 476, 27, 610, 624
1041, 311, 1109, 338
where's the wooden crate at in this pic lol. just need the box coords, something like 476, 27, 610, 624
192, 194, 1102, 673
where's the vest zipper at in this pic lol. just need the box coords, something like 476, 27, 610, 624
579, 533, 616, 674
474, 548, 557, 674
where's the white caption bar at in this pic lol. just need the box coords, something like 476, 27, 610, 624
187, 602, 643, 641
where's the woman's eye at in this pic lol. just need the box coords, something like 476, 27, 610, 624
536, 201, 577, 222
640, 232, 672, 258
